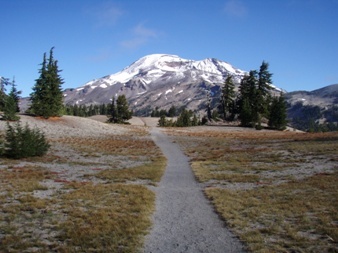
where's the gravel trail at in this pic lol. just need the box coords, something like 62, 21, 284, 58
143, 127, 245, 253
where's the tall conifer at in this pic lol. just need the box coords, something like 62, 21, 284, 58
256, 61, 272, 126
30, 48, 64, 118
220, 75, 236, 120
268, 93, 287, 130
108, 95, 132, 123
238, 70, 258, 126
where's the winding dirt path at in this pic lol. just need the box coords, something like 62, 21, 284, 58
143, 127, 245, 253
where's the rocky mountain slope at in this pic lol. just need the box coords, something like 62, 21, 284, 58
285, 84, 338, 130
286, 84, 338, 107
14, 54, 337, 130
63, 54, 250, 115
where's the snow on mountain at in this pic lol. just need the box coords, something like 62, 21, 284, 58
63, 54, 250, 115
79, 54, 245, 90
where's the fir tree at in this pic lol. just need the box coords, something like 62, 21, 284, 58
0, 77, 9, 111
158, 114, 167, 127
3, 122, 50, 159
9, 78, 21, 113
256, 61, 273, 126
108, 97, 117, 123
116, 95, 132, 123
220, 75, 236, 120
1, 78, 21, 121
30, 48, 64, 118
168, 105, 177, 117
238, 71, 258, 126
192, 114, 199, 126
3, 95, 19, 121
176, 109, 192, 127
268, 93, 287, 130
46, 48, 64, 117
30, 53, 48, 116
206, 89, 212, 121
239, 97, 253, 127
108, 95, 132, 123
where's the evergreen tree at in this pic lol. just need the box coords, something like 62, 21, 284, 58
3, 95, 19, 121
1, 78, 21, 121
116, 95, 132, 123
206, 89, 212, 121
237, 63, 274, 129
168, 105, 177, 117
211, 109, 219, 121
220, 75, 236, 120
158, 114, 167, 127
0, 77, 9, 111
100, 104, 107, 115
108, 95, 132, 123
108, 97, 117, 123
8, 78, 21, 113
268, 93, 287, 130
3, 122, 50, 159
192, 114, 199, 126
256, 61, 272, 126
238, 71, 258, 126
30, 48, 64, 118
176, 109, 192, 127
239, 97, 253, 127
30, 52, 48, 116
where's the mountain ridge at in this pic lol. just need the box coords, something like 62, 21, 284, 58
13, 54, 338, 130
63, 54, 253, 115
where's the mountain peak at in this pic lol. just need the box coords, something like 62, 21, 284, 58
64, 54, 249, 114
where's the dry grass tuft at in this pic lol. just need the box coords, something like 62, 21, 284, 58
0, 118, 166, 252
206, 172, 338, 252
95, 157, 166, 184
171, 128, 338, 252
0, 165, 52, 192
56, 183, 155, 252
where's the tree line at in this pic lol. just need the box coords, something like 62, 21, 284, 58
156, 61, 287, 130
217, 61, 287, 130
158, 109, 201, 127
1, 48, 337, 132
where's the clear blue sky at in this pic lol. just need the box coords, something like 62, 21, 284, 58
1, 0, 337, 97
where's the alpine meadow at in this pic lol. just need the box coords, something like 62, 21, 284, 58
0, 47, 337, 252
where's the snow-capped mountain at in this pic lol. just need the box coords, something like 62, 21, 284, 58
64, 54, 272, 115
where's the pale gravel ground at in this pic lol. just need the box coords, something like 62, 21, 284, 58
0, 115, 129, 138
3, 115, 324, 252
0, 115, 150, 199
1, 115, 248, 252
143, 128, 245, 253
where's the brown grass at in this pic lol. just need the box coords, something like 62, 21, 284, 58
95, 157, 166, 184
206, 172, 338, 252
0, 123, 166, 252
57, 183, 155, 252
171, 129, 338, 252
0, 165, 52, 192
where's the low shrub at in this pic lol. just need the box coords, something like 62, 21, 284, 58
3, 122, 50, 159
